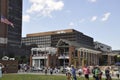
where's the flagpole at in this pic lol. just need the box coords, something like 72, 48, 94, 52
6, 21, 8, 56
1, 15, 14, 56
6, 14, 8, 57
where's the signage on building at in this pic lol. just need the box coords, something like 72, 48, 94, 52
56, 31, 66, 34
2, 56, 9, 60
2, 56, 15, 60
0, 37, 7, 44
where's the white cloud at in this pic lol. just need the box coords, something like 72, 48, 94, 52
88, 0, 97, 3
65, 10, 71, 13
91, 16, 97, 22
69, 22, 75, 26
79, 19, 85, 23
27, 0, 64, 17
101, 12, 111, 21
23, 14, 30, 22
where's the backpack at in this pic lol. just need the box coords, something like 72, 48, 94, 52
105, 69, 109, 75
92, 68, 95, 74
94, 68, 100, 77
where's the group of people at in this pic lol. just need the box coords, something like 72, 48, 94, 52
82, 65, 112, 80
66, 65, 115, 80
66, 65, 77, 80
44, 68, 55, 75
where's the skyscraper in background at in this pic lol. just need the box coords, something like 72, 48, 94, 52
0, 0, 22, 57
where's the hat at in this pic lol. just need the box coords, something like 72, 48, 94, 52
71, 65, 74, 68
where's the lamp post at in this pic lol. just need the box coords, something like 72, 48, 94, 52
117, 55, 120, 72
63, 48, 66, 70
63, 48, 66, 74
44, 46, 47, 68
45, 54, 47, 67
64, 54, 65, 69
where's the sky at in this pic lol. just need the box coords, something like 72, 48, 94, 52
22, 0, 120, 50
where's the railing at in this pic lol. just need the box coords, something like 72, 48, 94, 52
32, 54, 47, 57
58, 55, 69, 59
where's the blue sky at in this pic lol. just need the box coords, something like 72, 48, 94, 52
22, 0, 120, 50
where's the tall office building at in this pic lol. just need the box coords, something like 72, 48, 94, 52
23, 29, 95, 67
22, 29, 94, 48
0, 0, 22, 56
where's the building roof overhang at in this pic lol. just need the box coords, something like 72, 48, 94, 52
78, 47, 101, 54
31, 47, 57, 54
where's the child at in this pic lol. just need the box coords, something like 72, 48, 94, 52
116, 71, 119, 79
66, 72, 72, 80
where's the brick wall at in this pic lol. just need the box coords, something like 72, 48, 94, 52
0, 60, 18, 73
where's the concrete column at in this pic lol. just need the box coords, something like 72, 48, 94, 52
89, 53, 91, 65
92, 53, 94, 65
85, 51, 87, 60
88, 52, 90, 66
94, 54, 96, 65
86, 51, 88, 65
108, 55, 111, 65
82, 50, 86, 67
90, 53, 93, 65
56, 48, 60, 66
30, 54, 32, 67
32, 59, 35, 67
95, 54, 98, 65
97, 54, 99, 65
93, 54, 95, 65
47, 54, 51, 67
36, 50, 38, 55
81, 50, 83, 66
38, 59, 40, 68
78, 51, 80, 67
31, 50, 33, 55
69, 46, 75, 66
79, 50, 82, 66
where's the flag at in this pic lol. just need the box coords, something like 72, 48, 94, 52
1, 16, 14, 27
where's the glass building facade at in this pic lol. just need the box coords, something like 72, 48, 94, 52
22, 29, 94, 48
22, 35, 52, 47
0, 0, 22, 56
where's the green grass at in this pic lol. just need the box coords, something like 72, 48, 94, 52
0, 74, 116, 80
0, 74, 65, 80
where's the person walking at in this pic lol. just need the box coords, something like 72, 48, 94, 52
116, 70, 119, 80
45, 68, 47, 75
105, 67, 111, 80
83, 65, 90, 80
50, 68, 53, 75
66, 71, 72, 80
94, 67, 99, 80
92, 66, 96, 80
92, 66, 102, 80
98, 68, 102, 80
78, 68, 82, 77
71, 65, 77, 80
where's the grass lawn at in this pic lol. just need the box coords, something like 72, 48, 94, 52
0, 74, 115, 80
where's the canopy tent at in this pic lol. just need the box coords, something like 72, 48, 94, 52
115, 62, 120, 66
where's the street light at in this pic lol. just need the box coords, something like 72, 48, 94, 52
63, 54, 65, 69
63, 48, 65, 68
63, 48, 66, 74
45, 47, 47, 68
